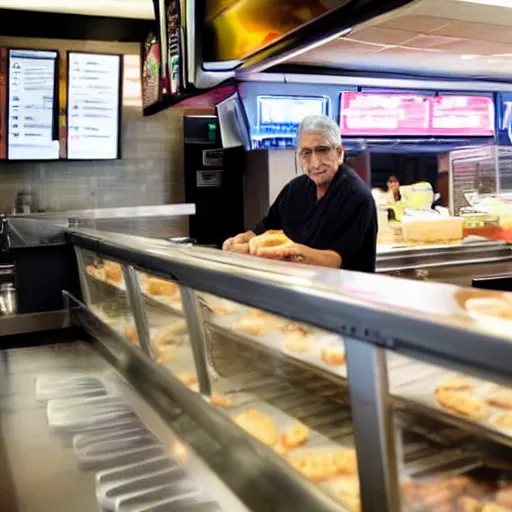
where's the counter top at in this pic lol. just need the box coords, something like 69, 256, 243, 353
0, 342, 108, 512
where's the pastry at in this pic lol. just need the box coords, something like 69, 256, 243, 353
86, 264, 106, 281
437, 375, 474, 392
211, 392, 234, 408
321, 346, 346, 366
487, 388, 512, 410
497, 488, 512, 508
124, 325, 138, 344
281, 422, 309, 449
273, 439, 289, 456
146, 277, 178, 296
482, 504, 512, 512
284, 332, 311, 354
155, 345, 177, 364
458, 496, 484, 512
233, 409, 278, 447
104, 261, 123, 283
282, 322, 309, 336
234, 310, 282, 336
249, 230, 291, 256
332, 477, 361, 512
287, 449, 357, 483
435, 389, 489, 419
177, 372, 197, 387
490, 413, 512, 430
152, 320, 187, 347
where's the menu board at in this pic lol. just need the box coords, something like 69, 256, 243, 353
340, 92, 495, 137
7, 49, 59, 160
258, 95, 328, 128
67, 52, 121, 160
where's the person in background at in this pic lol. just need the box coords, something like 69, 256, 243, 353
386, 175, 401, 203
222, 115, 377, 272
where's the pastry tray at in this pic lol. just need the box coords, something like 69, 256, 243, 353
35, 373, 115, 402
391, 361, 512, 448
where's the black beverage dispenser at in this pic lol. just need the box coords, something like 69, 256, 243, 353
183, 115, 244, 246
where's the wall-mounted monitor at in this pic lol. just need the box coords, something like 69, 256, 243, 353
340, 92, 495, 137
67, 52, 122, 160
253, 95, 329, 149
7, 49, 59, 160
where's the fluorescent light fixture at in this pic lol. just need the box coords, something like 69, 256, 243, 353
461, 54, 478, 60
452, 0, 512, 7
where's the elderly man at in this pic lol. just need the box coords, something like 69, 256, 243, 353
223, 115, 377, 272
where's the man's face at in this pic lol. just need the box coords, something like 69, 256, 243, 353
298, 132, 343, 187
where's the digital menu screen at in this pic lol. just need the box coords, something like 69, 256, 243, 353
258, 95, 328, 129
340, 92, 495, 137
7, 49, 59, 160
67, 52, 122, 160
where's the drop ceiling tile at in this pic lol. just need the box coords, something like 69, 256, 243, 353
377, 15, 451, 33
434, 21, 512, 44
348, 26, 418, 45
403, 34, 462, 49
438, 39, 512, 56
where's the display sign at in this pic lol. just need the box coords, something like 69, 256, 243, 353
497, 92, 512, 146
7, 49, 59, 160
340, 92, 495, 137
67, 52, 122, 160
258, 95, 328, 128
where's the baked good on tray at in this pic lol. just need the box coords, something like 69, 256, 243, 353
435, 388, 489, 420
233, 408, 279, 447
321, 346, 346, 366
145, 277, 178, 296
104, 261, 123, 283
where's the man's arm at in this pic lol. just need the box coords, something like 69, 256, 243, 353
223, 188, 285, 251
255, 243, 341, 268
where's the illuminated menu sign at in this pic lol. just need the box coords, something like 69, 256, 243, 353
67, 52, 121, 160
8, 49, 59, 160
340, 92, 495, 137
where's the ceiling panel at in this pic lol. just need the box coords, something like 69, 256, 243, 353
285, 0, 512, 81
377, 15, 450, 33
349, 26, 417, 45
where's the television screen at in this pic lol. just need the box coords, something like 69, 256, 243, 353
67, 52, 122, 160
339, 92, 495, 137
7, 49, 59, 160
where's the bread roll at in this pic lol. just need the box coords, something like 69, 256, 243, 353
104, 261, 123, 283
146, 277, 178, 296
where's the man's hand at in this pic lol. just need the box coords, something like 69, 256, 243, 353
256, 242, 341, 268
222, 231, 256, 253
255, 242, 306, 262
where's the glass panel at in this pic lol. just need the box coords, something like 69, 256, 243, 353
137, 271, 198, 389
387, 345, 512, 511
196, 291, 356, 509
81, 249, 139, 347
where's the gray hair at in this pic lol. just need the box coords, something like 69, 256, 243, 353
297, 115, 341, 147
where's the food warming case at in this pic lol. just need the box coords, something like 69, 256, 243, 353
2, 221, 512, 512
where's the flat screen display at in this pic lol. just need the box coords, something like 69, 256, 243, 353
339, 92, 495, 137
7, 49, 59, 160
258, 95, 328, 128
67, 52, 122, 160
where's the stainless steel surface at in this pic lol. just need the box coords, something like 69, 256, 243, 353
376, 241, 512, 273
180, 286, 212, 396
69, 292, 342, 512
0, 342, 109, 512
75, 246, 92, 307
0, 310, 69, 336
122, 265, 152, 357
6, 217, 66, 247
15, 204, 196, 223
67, 228, 512, 386
345, 338, 400, 512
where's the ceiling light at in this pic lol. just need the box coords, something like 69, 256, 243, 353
452, 0, 512, 7
461, 54, 477, 60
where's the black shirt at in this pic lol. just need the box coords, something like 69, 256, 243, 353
253, 164, 377, 273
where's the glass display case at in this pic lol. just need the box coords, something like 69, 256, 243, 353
62, 227, 512, 512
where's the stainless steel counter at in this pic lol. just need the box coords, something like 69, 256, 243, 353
0, 342, 108, 512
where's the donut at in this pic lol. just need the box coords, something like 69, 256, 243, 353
249, 230, 291, 256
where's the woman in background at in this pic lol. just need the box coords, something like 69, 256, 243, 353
386, 175, 401, 203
